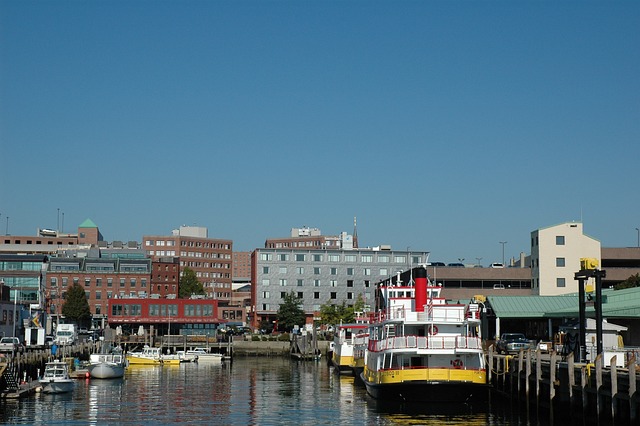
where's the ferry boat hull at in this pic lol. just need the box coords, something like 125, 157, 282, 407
361, 370, 489, 403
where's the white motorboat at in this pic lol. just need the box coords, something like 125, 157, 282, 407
39, 360, 75, 394
88, 345, 127, 379
185, 348, 223, 363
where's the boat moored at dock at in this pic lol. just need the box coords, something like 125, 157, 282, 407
126, 346, 181, 366
361, 266, 489, 404
88, 344, 127, 379
331, 322, 369, 375
39, 360, 75, 394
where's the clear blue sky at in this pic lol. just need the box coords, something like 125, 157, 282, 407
1, 1, 639, 265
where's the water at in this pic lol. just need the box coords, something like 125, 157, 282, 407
1, 358, 547, 425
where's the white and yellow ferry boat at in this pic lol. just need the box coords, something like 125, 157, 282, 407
361, 266, 489, 403
330, 321, 369, 375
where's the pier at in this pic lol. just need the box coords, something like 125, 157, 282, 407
488, 346, 640, 424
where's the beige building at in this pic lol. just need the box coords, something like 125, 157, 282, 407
531, 222, 601, 296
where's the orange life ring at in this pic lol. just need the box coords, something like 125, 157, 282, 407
452, 359, 463, 369
429, 325, 438, 335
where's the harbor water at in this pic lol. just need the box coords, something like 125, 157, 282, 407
1, 357, 564, 425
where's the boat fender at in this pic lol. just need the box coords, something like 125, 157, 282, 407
429, 325, 438, 335
452, 359, 463, 369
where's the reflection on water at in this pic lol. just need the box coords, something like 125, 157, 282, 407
1, 357, 557, 425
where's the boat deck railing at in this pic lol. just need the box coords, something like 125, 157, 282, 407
368, 335, 482, 352
370, 306, 466, 323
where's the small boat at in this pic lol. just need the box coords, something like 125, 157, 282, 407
88, 345, 127, 379
126, 345, 181, 366
185, 348, 223, 363
39, 360, 75, 394
331, 322, 369, 375
177, 350, 198, 363
361, 267, 489, 404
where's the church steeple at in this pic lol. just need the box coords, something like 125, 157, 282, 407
353, 216, 358, 249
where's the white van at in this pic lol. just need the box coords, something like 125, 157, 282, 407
489, 263, 504, 268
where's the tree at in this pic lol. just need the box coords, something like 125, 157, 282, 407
179, 267, 206, 298
320, 300, 356, 326
276, 291, 305, 332
61, 283, 91, 325
614, 273, 640, 290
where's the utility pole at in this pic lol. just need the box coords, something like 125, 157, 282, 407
499, 241, 507, 266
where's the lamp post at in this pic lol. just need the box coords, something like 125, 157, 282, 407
12, 286, 18, 338
636, 228, 639, 248
476, 257, 483, 267
499, 241, 507, 266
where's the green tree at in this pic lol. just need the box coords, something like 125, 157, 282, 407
276, 291, 306, 332
614, 273, 640, 290
320, 300, 357, 326
179, 267, 206, 298
61, 283, 91, 325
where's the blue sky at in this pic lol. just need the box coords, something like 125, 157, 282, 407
1, 1, 639, 265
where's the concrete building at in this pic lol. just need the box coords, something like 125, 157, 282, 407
264, 224, 358, 251
143, 226, 233, 302
531, 222, 601, 296
250, 247, 429, 328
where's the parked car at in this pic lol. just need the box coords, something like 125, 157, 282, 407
0, 337, 24, 353
496, 333, 532, 354
447, 263, 465, 267
429, 262, 446, 267
490, 263, 504, 268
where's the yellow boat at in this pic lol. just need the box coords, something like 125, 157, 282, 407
126, 346, 181, 366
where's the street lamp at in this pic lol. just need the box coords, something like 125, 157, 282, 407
499, 241, 507, 266
476, 257, 483, 267
636, 228, 639, 248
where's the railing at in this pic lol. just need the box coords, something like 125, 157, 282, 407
369, 306, 466, 323
368, 335, 482, 352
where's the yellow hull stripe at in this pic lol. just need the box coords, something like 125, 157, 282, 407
363, 367, 487, 385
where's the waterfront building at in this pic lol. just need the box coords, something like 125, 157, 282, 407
106, 297, 222, 336
250, 247, 429, 328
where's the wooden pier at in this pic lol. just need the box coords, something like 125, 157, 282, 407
488, 346, 640, 424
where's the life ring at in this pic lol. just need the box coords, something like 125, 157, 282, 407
428, 325, 438, 335
452, 359, 463, 369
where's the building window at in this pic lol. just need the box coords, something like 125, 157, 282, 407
297, 292, 303, 299
361, 255, 373, 263
364, 280, 370, 288
380, 268, 388, 276
314, 292, 320, 299
328, 254, 340, 262
347, 292, 353, 300
363, 268, 371, 276
295, 254, 305, 261
279, 279, 287, 286
96, 278, 102, 287
107, 278, 113, 287
378, 255, 389, 263
263, 267, 270, 274
262, 291, 270, 298
313, 267, 321, 275
345, 255, 356, 262
556, 257, 565, 267
330, 268, 337, 275
260, 253, 273, 261
297, 279, 304, 287
280, 292, 287, 298
347, 267, 354, 276
330, 280, 337, 287
347, 280, 354, 288
314, 280, 320, 287
96, 291, 101, 300
297, 267, 304, 274
279, 267, 287, 274
394, 256, 406, 263
556, 236, 565, 245
262, 279, 270, 286
141, 278, 147, 288
557, 278, 566, 287
120, 278, 125, 287
50, 277, 57, 287
313, 254, 322, 262
278, 254, 289, 261
130, 278, 137, 287
330, 292, 337, 299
